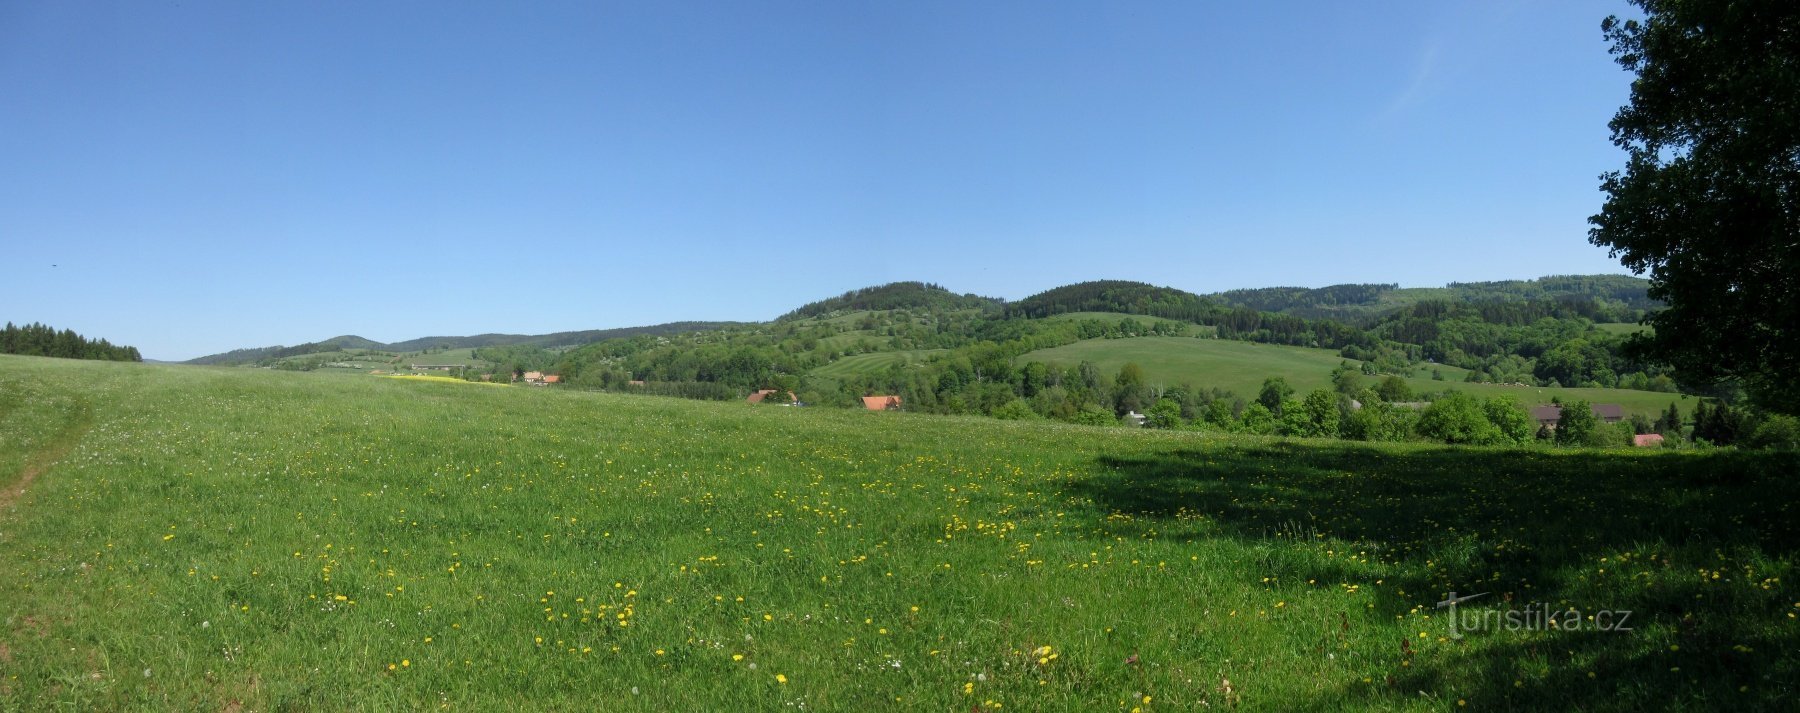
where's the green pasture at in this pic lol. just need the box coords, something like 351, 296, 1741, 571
0, 355, 1791, 710
810, 350, 950, 381
1020, 337, 1690, 419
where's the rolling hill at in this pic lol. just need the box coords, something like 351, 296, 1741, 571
185, 321, 746, 366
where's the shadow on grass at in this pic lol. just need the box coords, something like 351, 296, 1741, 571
1070, 441, 1800, 711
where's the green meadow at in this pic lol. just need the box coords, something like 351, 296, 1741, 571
1021, 337, 1692, 419
1, 355, 1794, 711
810, 350, 951, 382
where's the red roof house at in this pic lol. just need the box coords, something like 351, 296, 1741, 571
747, 389, 796, 404
1633, 433, 1665, 447
861, 395, 902, 411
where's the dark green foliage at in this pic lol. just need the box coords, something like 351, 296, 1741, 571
1069, 405, 1119, 427
1418, 392, 1500, 445
777, 282, 1000, 321
1343, 401, 1417, 442
1554, 399, 1599, 446
1330, 361, 1363, 395
1006, 280, 1369, 349
185, 322, 741, 366
1257, 377, 1293, 413
1375, 376, 1413, 402
1745, 414, 1800, 450
1692, 400, 1746, 446
1655, 402, 1682, 434
0, 322, 140, 362
1591, 0, 1800, 413
1293, 389, 1342, 438
1481, 397, 1535, 445
1237, 402, 1277, 435
991, 399, 1037, 420
1144, 398, 1183, 429
1206, 275, 1655, 323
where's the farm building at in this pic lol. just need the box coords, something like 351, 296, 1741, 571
861, 395, 902, 411
1633, 434, 1665, 447
1530, 404, 1626, 427
747, 389, 796, 405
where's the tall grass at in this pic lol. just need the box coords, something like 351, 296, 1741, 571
0, 355, 1793, 711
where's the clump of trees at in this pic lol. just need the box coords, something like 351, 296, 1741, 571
1, 322, 141, 362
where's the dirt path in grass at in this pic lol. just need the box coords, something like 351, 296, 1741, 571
0, 400, 93, 513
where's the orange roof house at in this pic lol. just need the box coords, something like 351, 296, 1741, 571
543, 374, 561, 384
861, 395, 902, 411
747, 389, 796, 404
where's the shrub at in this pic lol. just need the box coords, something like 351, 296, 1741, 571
1418, 392, 1499, 445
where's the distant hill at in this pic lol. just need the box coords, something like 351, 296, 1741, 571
777, 282, 1001, 321
1005, 280, 1223, 322
185, 321, 744, 365
1203, 274, 1654, 323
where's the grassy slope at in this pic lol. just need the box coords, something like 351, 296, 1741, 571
1021, 337, 1692, 419
1, 355, 1794, 711
1039, 312, 1220, 336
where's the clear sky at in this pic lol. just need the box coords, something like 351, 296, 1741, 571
2, 1, 1642, 361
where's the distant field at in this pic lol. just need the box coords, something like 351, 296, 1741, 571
812, 331, 881, 353
809, 349, 949, 381
1021, 337, 1691, 419
0, 354, 1792, 710
1039, 312, 1219, 336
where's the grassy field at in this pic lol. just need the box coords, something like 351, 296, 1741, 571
1039, 312, 1220, 337
1021, 337, 1692, 419
2, 355, 1795, 710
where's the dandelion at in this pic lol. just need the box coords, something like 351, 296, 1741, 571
776, 674, 788, 684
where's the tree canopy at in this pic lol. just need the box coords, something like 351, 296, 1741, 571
1590, 0, 1800, 412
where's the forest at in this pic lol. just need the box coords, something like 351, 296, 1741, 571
0, 321, 141, 362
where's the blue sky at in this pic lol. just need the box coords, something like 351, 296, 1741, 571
2, 1, 1640, 361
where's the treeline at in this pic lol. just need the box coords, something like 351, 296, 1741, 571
1004, 280, 1373, 349
1, 322, 141, 362
777, 282, 1001, 321
1210, 283, 1399, 317
1204, 274, 1655, 325
1362, 300, 1674, 390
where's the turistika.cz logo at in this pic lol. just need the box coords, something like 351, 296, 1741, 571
1436, 591, 1634, 639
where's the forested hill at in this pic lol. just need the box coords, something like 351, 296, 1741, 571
1005, 280, 1221, 321
776, 282, 1001, 321
1205, 274, 1655, 324
1, 322, 141, 362
1005, 280, 1367, 349
184, 321, 745, 366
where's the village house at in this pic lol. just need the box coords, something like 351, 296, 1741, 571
747, 389, 796, 405
861, 395, 902, 411
1633, 433, 1665, 448
1530, 403, 1626, 428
